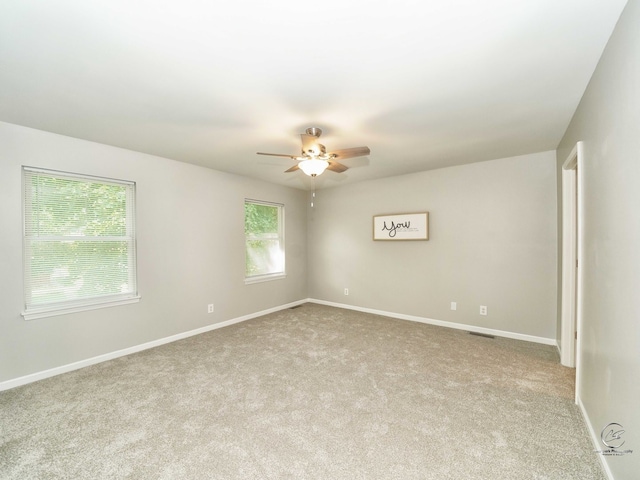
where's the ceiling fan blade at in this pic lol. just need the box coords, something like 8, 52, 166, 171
284, 164, 300, 173
257, 152, 299, 159
326, 161, 348, 173
329, 146, 370, 160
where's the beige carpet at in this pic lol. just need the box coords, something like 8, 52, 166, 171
0, 303, 605, 479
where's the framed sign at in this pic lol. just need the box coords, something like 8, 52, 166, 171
373, 212, 429, 241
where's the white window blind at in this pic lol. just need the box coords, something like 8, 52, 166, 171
22, 167, 138, 319
244, 199, 285, 282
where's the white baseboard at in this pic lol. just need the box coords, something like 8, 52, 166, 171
576, 396, 615, 480
1, 298, 557, 391
0, 299, 307, 392
308, 298, 557, 346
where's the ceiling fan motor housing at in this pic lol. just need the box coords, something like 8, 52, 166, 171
306, 143, 327, 157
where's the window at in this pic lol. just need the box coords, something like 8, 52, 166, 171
22, 167, 139, 319
244, 199, 285, 283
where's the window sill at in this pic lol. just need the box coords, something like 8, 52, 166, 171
244, 273, 287, 285
22, 296, 141, 321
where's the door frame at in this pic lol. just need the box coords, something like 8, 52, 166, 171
560, 142, 583, 395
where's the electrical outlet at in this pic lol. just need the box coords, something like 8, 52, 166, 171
207, 303, 214, 314
344, 288, 349, 296
451, 302, 457, 311
480, 305, 487, 316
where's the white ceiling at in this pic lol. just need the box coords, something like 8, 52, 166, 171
0, 0, 628, 190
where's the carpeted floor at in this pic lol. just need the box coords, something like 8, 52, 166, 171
0, 303, 605, 479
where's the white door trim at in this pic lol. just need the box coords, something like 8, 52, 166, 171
560, 145, 577, 367
560, 142, 584, 401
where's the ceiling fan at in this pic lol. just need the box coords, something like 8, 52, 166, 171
257, 127, 370, 177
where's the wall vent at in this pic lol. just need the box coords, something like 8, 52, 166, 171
469, 331, 495, 339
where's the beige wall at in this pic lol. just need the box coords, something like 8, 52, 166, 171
0, 121, 308, 383
557, 0, 640, 477
308, 151, 558, 341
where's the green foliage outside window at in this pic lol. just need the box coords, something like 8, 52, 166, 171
24, 171, 136, 307
244, 202, 279, 237
244, 201, 283, 277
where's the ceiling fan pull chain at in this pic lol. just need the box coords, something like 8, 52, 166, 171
311, 180, 316, 208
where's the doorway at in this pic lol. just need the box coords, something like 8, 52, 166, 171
560, 142, 583, 394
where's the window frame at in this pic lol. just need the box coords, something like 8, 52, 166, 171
21, 166, 140, 320
244, 199, 286, 284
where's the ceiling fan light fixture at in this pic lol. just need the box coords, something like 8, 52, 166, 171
299, 158, 329, 177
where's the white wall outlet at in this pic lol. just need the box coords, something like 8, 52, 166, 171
480, 305, 487, 316
207, 303, 214, 314
344, 288, 349, 296
451, 301, 457, 311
